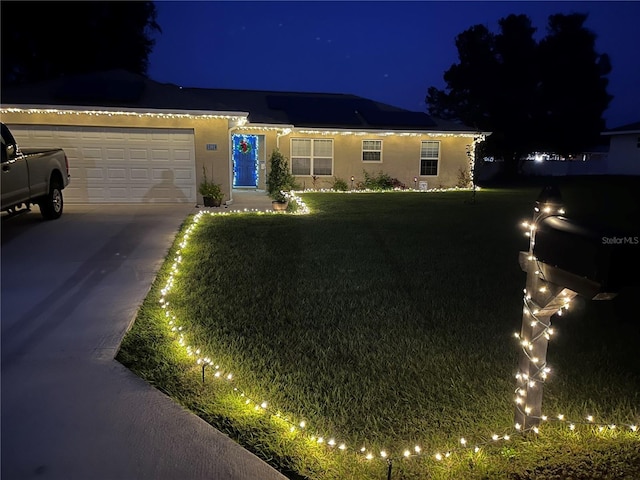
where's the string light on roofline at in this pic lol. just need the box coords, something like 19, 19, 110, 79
295, 128, 483, 138
0, 106, 248, 122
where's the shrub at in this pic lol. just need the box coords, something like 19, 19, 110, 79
285, 196, 301, 213
332, 177, 349, 191
457, 167, 473, 188
363, 170, 394, 190
266, 149, 296, 202
198, 166, 224, 202
391, 178, 406, 189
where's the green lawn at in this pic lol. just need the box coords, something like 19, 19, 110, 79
117, 182, 639, 479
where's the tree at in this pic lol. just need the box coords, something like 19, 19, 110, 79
266, 149, 296, 202
426, 13, 612, 176
426, 24, 498, 128
536, 14, 612, 155
492, 15, 540, 163
1, 1, 161, 86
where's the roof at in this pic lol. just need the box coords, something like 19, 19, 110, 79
602, 121, 640, 135
0, 69, 478, 133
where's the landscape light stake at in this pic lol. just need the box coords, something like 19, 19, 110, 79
413, 177, 417, 189
351, 176, 355, 190
386, 458, 393, 480
514, 186, 577, 431
199, 357, 214, 383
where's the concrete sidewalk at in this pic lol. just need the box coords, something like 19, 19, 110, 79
1, 198, 287, 480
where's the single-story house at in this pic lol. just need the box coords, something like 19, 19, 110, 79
1, 70, 485, 205
601, 121, 640, 176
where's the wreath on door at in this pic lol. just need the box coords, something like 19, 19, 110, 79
237, 139, 252, 154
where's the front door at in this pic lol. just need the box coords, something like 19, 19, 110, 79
232, 134, 258, 188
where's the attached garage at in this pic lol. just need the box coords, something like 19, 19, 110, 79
9, 125, 196, 204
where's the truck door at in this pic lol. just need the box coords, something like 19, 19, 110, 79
1, 123, 30, 208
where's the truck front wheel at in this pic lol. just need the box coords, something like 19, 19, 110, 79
39, 179, 64, 220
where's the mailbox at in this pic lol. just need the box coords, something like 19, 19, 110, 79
533, 216, 640, 299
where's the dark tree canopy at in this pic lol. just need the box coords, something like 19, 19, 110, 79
426, 13, 612, 175
1, 1, 161, 86
536, 14, 612, 155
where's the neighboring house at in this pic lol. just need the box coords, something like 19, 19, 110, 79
601, 121, 640, 176
478, 121, 640, 180
0, 70, 485, 205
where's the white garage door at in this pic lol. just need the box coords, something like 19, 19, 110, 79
10, 125, 196, 203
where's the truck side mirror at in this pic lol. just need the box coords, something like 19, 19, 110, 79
1, 123, 20, 162
6, 144, 16, 160
2, 144, 13, 163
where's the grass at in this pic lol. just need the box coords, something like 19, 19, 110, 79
117, 178, 640, 479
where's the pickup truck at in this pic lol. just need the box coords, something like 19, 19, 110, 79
1, 122, 70, 220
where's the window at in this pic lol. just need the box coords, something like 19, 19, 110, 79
420, 141, 440, 176
291, 138, 333, 175
362, 140, 382, 162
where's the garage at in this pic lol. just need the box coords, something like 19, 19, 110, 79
9, 125, 196, 204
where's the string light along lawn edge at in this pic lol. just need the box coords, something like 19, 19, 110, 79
155, 191, 638, 471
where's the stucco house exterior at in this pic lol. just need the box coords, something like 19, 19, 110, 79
1, 70, 484, 205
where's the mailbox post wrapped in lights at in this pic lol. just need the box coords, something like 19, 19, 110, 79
514, 186, 639, 431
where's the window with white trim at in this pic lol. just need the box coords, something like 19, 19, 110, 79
291, 138, 333, 176
362, 140, 382, 162
420, 140, 440, 176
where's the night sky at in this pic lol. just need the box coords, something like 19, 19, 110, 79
148, 1, 640, 129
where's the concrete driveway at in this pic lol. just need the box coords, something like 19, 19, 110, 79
1, 204, 286, 480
